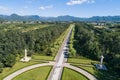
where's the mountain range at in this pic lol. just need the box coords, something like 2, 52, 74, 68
0, 14, 120, 22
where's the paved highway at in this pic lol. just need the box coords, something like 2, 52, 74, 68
48, 24, 73, 80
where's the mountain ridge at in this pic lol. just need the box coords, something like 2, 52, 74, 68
0, 14, 120, 22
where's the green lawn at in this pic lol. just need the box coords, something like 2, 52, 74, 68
0, 23, 53, 32
22, 24, 52, 32
78, 66, 95, 75
68, 57, 99, 65
62, 67, 88, 80
69, 57, 120, 80
32, 55, 54, 61
75, 65, 120, 80
0, 60, 41, 80
13, 66, 52, 80
0, 54, 54, 80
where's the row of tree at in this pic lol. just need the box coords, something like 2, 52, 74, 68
74, 23, 120, 75
74, 23, 101, 59
0, 23, 69, 72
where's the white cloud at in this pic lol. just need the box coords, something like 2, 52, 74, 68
26, 0, 36, 4
39, 5, 53, 10
87, 0, 95, 3
24, 6, 28, 9
0, 6, 12, 13
66, 0, 95, 5
26, 0, 33, 4
0, 6, 10, 11
23, 6, 28, 9
17, 10, 29, 15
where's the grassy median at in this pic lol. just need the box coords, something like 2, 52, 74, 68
62, 67, 88, 80
0, 60, 42, 80
13, 66, 52, 80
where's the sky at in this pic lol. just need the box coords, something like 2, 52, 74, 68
0, 0, 120, 17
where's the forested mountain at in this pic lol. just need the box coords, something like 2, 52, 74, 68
0, 14, 44, 21
0, 14, 120, 22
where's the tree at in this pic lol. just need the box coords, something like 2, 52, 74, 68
4, 54, 16, 67
46, 47, 52, 56
0, 62, 3, 73
0, 23, 69, 71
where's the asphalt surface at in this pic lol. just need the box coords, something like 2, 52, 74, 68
47, 25, 73, 80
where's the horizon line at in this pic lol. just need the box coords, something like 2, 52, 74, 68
0, 13, 120, 18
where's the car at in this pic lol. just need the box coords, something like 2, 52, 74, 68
64, 52, 69, 58
64, 49, 68, 52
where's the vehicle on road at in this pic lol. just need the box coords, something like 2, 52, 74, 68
64, 51, 69, 58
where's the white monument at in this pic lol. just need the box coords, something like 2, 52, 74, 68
95, 55, 107, 70
100, 55, 104, 68
20, 49, 31, 62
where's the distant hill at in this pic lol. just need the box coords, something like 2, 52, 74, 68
0, 14, 44, 21
0, 14, 120, 22
87, 16, 120, 22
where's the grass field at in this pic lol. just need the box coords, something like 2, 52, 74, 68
68, 57, 120, 80
75, 65, 120, 80
62, 67, 88, 80
22, 24, 52, 32
32, 55, 54, 61
0, 60, 42, 80
68, 57, 99, 65
13, 66, 52, 80
0, 23, 54, 32
0, 54, 55, 80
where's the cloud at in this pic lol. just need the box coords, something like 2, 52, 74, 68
39, 5, 53, 10
26, 1, 32, 4
0, 6, 12, 13
66, 0, 95, 5
0, 6, 10, 11
17, 10, 29, 15
26, 0, 35, 4
24, 6, 28, 9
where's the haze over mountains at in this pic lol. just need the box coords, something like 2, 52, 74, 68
0, 14, 120, 22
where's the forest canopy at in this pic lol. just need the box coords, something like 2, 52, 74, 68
0, 23, 69, 71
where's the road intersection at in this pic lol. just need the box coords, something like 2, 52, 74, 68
4, 24, 97, 80
48, 24, 72, 80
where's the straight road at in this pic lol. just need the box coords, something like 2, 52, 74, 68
47, 24, 73, 80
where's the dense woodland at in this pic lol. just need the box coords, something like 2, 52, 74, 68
0, 23, 69, 72
73, 23, 120, 75
0, 22, 119, 77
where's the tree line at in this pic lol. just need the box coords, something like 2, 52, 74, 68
0, 23, 69, 72
73, 23, 120, 75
